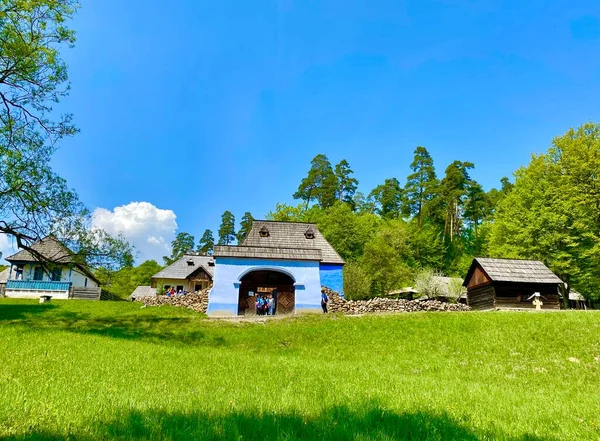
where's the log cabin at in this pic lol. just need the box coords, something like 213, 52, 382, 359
463, 258, 563, 310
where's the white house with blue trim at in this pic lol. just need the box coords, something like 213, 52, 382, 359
207, 221, 344, 316
0, 236, 100, 300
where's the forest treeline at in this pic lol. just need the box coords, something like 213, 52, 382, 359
113, 122, 599, 303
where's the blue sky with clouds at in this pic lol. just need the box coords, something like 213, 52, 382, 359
2, 0, 600, 263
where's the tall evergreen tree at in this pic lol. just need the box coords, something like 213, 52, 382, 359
334, 159, 359, 206
237, 212, 255, 244
218, 211, 236, 245
438, 161, 474, 242
293, 154, 338, 209
163, 232, 195, 265
369, 178, 404, 219
197, 229, 215, 255
405, 146, 438, 227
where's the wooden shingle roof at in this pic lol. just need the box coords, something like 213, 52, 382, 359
465, 257, 563, 285
214, 221, 344, 264
214, 245, 322, 261
6, 236, 72, 264
152, 255, 215, 280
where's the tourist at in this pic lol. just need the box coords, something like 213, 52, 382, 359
321, 288, 329, 313
255, 295, 262, 315
262, 296, 269, 315
268, 295, 275, 316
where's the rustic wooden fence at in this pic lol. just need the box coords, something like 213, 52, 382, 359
69, 287, 101, 300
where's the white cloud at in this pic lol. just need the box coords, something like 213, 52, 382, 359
92, 202, 178, 263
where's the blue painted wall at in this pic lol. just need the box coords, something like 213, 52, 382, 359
319, 264, 344, 297
207, 258, 323, 316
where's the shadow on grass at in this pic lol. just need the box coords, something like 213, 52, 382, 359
2, 306, 225, 347
3, 404, 556, 441
0, 303, 57, 321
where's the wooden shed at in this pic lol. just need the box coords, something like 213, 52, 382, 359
463, 258, 563, 310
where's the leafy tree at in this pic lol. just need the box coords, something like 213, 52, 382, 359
236, 212, 255, 244
407, 221, 444, 269
369, 178, 404, 219
310, 202, 381, 262
96, 259, 163, 300
197, 229, 215, 255
266, 203, 309, 222
343, 261, 372, 300
293, 154, 338, 209
362, 220, 413, 296
405, 146, 438, 227
489, 122, 600, 304
0, 0, 132, 269
163, 232, 195, 265
334, 159, 359, 206
352, 192, 376, 214
218, 211, 236, 245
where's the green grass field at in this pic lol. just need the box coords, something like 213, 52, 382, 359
0, 299, 599, 440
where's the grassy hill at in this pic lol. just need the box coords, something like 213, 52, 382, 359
0, 299, 598, 440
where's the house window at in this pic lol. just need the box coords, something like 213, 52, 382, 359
33, 266, 44, 281
51, 268, 62, 281
15, 266, 23, 280
164, 285, 171, 291
176, 285, 184, 292
84, 278, 88, 287
259, 226, 270, 237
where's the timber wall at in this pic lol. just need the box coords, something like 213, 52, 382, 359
467, 285, 495, 310
494, 283, 560, 310
70, 287, 101, 300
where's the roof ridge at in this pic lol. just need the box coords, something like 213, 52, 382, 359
252, 220, 316, 225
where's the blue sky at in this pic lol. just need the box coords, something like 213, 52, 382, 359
4, 0, 600, 263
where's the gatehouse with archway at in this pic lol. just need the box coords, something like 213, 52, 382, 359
207, 221, 345, 316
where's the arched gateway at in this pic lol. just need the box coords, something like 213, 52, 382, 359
206, 221, 345, 317
237, 269, 295, 315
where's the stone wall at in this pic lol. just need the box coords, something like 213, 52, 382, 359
323, 287, 471, 314
136, 289, 210, 314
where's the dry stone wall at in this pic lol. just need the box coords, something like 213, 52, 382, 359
136, 289, 210, 314
323, 286, 470, 314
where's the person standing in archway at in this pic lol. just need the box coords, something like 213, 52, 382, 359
321, 289, 329, 314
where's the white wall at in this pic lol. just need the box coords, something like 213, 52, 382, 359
5, 289, 69, 299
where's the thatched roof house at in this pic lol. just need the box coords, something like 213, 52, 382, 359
463, 258, 563, 310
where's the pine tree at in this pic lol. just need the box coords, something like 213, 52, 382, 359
405, 146, 438, 227
197, 229, 215, 255
293, 154, 338, 209
334, 159, 359, 206
218, 211, 236, 245
438, 161, 474, 243
368, 178, 404, 219
163, 232, 195, 265
237, 212, 255, 244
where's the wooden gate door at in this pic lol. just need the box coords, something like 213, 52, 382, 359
276, 290, 295, 314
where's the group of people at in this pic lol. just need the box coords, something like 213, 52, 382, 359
255, 294, 276, 316
165, 287, 188, 297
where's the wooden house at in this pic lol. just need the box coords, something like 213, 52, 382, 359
151, 254, 215, 293
463, 258, 563, 310
2, 236, 101, 300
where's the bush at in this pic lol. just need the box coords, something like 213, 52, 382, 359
343, 262, 372, 300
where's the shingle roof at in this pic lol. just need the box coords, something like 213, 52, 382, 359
5, 236, 100, 284
130, 285, 157, 300
224, 220, 344, 264
214, 245, 322, 261
6, 236, 72, 264
152, 254, 215, 280
471, 258, 563, 284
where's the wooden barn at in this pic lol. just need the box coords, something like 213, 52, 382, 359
463, 258, 563, 310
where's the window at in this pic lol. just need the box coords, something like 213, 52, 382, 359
259, 226, 270, 237
304, 229, 315, 239
15, 266, 23, 280
186, 259, 195, 266
33, 267, 44, 281
84, 278, 88, 287
51, 268, 62, 281
176, 285, 184, 292
164, 285, 171, 291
